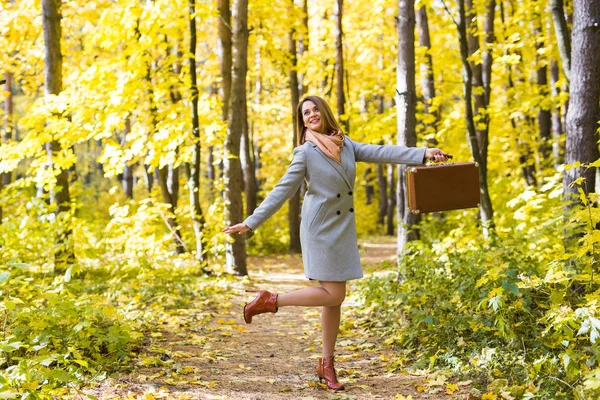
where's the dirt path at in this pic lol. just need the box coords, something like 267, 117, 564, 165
83, 237, 470, 399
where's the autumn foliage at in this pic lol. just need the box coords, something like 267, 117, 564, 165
0, 0, 599, 398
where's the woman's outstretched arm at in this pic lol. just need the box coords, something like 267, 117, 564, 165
223, 146, 307, 234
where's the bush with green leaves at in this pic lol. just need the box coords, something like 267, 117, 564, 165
351, 171, 600, 399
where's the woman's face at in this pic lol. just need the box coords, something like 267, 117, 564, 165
301, 101, 323, 133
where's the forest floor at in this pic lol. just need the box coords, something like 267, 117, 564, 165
80, 236, 472, 400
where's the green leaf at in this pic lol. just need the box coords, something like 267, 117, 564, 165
39, 357, 55, 367
0, 272, 10, 283
6, 263, 29, 269
0, 342, 22, 353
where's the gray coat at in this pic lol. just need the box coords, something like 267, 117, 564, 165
244, 138, 426, 281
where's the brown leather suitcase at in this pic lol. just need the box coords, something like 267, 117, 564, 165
406, 162, 480, 214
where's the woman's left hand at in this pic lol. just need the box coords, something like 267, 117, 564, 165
424, 148, 451, 162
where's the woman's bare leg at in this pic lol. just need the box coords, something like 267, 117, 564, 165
273, 281, 346, 358
320, 282, 345, 358
276, 280, 346, 307
322, 304, 341, 357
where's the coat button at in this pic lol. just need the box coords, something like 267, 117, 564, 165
350, 208, 354, 212
337, 193, 341, 198
336, 210, 341, 215
348, 191, 353, 195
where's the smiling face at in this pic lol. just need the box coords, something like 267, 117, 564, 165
301, 101, 323, 133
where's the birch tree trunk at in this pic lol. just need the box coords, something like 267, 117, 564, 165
563, 0, 600, 212
42, 0, 74, 271
551, 0, 571, 81
396, 0, 420, 253
224, 0, 249, 275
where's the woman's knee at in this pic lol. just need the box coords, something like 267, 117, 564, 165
330, 292, 345, 306
320, 281, 346, 306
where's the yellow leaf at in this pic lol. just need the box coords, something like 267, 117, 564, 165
446, 383, 459, 393
481, 393, 497, 400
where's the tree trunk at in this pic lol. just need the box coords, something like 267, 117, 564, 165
298, 0, 309, 97
466, 0, 489, 178
550, 60, 564, 168
396, 0, 420, 252
563, 0, 600, 211
218, 0, 232, 123
387, 164, 396, 236
146, 43, 184, 254
535, 21, 552, 164
0, 72, 13, 224
121, 117, 134, 199
3, 72, 13, 187
415, 5, 438, 132
188, 0, 208, 264
457, 0, 495, 238
241, 99, 257, 218
377, 163, 387, 225
157, 166, 185, 254
42, 0, 74, 272
253, 47, 262, 195
288, 8, 302, 253
133, 19, 154, 195
551, 0, 571, 81
224, 0, 249, 275
334, 0, 348, 133
500, 1, 536, 187
482, 0, 495, 107
364, 168, 374, 205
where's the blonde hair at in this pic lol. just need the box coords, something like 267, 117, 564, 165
296, 96, 342, 146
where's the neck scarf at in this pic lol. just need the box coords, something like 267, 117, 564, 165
304, 128, 345, 165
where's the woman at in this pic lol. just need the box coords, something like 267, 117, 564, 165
223, 95, 448, 391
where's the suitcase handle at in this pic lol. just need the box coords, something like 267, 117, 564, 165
424, 154, 454, 166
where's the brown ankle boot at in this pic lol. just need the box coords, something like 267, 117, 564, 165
243, 290, 278, 324
317, 356, 344, 391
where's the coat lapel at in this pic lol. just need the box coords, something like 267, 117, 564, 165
307, 141, 353, 189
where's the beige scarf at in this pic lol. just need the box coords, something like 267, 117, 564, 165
304, 128, 345, 165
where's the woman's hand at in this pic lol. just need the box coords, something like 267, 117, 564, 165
222, 223, 251, 235
424, 148, 451, 162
